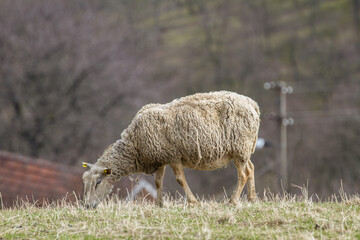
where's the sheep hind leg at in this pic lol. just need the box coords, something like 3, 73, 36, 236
155, 166, 166, 207
246, 160, 257, 202
170, 163, 198, 204
229, 158, 249, 205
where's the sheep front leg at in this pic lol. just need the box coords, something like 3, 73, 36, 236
155, 166, 166, 207
229, 159, 249, 204
170, 163, 198, 204
246, 160, 257, 201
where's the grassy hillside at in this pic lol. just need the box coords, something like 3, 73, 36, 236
1, 190, 359, 239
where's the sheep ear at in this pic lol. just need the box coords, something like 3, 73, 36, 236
103, 169, 112, 175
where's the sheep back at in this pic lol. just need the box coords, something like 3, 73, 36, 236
123, 91, 260, 173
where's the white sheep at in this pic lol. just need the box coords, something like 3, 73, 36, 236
82, 91, 260, 208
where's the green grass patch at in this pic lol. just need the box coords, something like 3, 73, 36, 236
1, 191, 360, 239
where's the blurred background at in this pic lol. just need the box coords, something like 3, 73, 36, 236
0, 0, 359, 204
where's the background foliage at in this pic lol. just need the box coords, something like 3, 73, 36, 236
0, 0, 359, 197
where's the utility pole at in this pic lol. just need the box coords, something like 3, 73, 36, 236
264, 81, 293, 190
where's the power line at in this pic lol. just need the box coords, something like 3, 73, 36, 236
292, 116, 360, 125
284, 78, 360, 93
288, 108, 360, 124
288, 108, 360, 117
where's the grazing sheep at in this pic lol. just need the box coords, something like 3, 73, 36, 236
82, 91, 260, 208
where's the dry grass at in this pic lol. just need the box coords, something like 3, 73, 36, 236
1, 188, 360, 240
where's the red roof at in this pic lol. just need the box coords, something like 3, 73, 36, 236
0, 151, 83, 207
0, 151, 156, 208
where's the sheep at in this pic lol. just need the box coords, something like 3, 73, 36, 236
82, 91, 260, 208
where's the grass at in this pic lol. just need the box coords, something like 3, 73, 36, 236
1, 188, 360, 239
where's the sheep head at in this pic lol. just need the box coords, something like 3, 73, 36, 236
82, 162, 114, 208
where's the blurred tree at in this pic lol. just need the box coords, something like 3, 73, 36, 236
354, 0, 360, 26
0, 0, 359, 197
0, 0, 167, 164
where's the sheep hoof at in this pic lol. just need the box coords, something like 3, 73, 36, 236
229, 199, 238, 205
187, 199, 199, 205
156, 201, 164, 207
247, 196, 258, 202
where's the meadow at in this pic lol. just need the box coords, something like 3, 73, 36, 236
1, 188, 359, 239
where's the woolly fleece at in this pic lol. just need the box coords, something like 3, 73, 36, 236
96, 91, 260, 180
